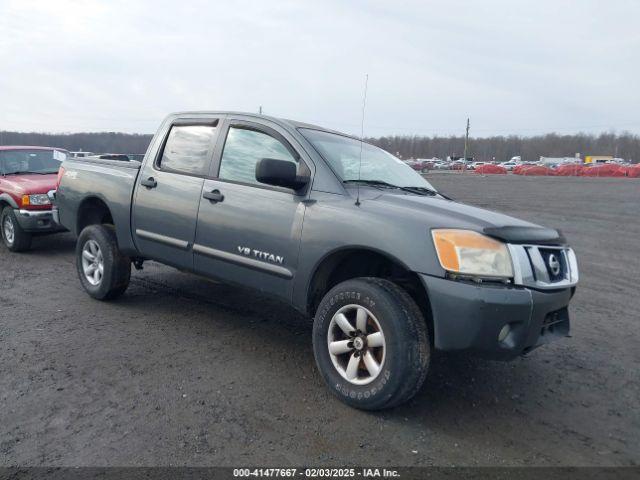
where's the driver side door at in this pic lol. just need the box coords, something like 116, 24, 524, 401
193, 120, 311, 302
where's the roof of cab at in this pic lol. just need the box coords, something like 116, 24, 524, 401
171, 111, 349, 137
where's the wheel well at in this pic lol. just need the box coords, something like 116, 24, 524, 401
307, 249, 433, 336
77, 197, 114, 234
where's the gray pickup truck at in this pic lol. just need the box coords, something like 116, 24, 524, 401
55, 111, 578, 410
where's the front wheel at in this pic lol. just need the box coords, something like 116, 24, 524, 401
76, 224, 131, 300
1, 207, 32, 252
313, 277, 430, 410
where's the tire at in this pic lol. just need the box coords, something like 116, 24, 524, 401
76, 224, 131, 300
1, 206, 32, 252
312, 277, 430, 410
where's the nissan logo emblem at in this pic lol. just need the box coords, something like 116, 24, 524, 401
547, 254, 561, 276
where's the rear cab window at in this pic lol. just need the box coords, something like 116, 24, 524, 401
157, 123, 218, 176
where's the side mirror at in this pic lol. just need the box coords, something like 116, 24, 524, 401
255, 158, 309, 191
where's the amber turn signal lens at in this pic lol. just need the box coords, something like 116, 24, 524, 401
21, 195, 30, 206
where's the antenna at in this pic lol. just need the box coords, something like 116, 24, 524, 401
355, 73, 369, 206
463, 117, 470, 173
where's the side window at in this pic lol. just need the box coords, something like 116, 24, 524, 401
158, 124, 217, 176
219, 127, 297, 186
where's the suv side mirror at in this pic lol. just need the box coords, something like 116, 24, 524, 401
255, 158, 309, 191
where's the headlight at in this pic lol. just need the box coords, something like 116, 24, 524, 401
431, 229, 513, 278
22, 194, 51, 206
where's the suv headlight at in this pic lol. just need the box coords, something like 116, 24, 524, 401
431, 229, 513, 278
22, 194, 51, 206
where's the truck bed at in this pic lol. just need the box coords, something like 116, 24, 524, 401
56, 157, 142, 255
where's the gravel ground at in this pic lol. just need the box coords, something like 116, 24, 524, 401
1, 173, 638, 467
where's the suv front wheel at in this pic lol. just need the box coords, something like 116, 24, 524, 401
313, 277, 430, 410
1, 207, 32, 252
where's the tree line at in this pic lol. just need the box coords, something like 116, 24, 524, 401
1, 129, 638, 162
0, 131, 152, 154
368, 132, 640, 162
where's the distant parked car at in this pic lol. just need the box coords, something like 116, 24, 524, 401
435, 162, 451, 170
405, 159, 432, 173
469, 162, 486, 170
419, 161, 436, 172
502, 161, 520, 171
447, 156, 474, 163
417, 158, 444, 172
69, 151, 95, 158
0, 146, 66, 251
87, 154, 131, 161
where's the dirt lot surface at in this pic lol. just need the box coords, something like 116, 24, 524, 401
1, 173, 638, 467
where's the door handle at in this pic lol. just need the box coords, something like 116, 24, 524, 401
203, 189, 224, 203
140, 177, 157, 189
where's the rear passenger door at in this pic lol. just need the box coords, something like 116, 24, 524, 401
132, 119, 220, 270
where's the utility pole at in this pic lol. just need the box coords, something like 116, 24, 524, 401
463, 118, 470, 160
463, 117, 470, 172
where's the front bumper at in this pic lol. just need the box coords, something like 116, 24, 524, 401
13, 208, 65, 233
420, 274, 574, 360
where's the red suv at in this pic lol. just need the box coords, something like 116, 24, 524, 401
0, 146, 67, 251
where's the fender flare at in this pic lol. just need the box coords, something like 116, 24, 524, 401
303, 245, 417, 314
0, 193, 20, 209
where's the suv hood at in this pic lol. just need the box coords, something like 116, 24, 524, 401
375, 191, 565, 245
1, 173, 57, 194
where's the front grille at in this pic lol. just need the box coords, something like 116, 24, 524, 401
508, 244, 578, 290
538, 248, 567, 282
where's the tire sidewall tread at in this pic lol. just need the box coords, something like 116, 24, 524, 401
76, 224, 130, 300
1, 206, 32, 252
313, 277, 430, 410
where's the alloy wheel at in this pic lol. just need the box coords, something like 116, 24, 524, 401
327, 304, 386, 385
81, 239, 104, 286
3, 215, 15, 245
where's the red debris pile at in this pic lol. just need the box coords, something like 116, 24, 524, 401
554, 164, 585, 176
582, 164, 628, 177
626, 165, 640, 178
474, 164, 507, 174
513, 165, 556, 176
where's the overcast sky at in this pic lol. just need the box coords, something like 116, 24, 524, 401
1, 0, 639, 137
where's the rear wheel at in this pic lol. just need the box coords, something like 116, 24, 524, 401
76, 224, 131, 300
313, 277, 430, 410
1, 207, 32, 252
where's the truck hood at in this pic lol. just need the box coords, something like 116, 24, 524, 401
374, 191, 565, 245
1, 173, 57, 194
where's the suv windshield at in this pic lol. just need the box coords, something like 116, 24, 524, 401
0, 149, 66, 175
300, 129, 436, 190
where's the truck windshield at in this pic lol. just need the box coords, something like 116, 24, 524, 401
300, 128, 436, 190
0, 149, 66, 175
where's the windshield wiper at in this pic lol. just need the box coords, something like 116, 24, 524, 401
343, 179, 440, 196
